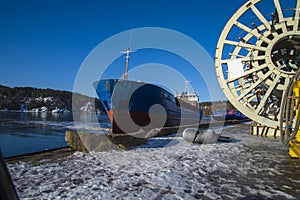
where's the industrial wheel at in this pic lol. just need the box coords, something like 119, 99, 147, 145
215, 0, 300, 128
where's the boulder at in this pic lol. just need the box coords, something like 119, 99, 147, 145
65, 130, 147, 152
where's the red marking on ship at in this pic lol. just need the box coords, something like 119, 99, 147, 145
107, 110, 113, 123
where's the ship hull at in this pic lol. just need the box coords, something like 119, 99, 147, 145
212, 110, 248, 121
94, 79, 202, 133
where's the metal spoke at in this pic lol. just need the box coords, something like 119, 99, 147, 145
241, 55, 266, 62
226, 64, 267, 83
294, 0, 300, 32
289, 63, 299, 70
274, 0, 284, 22
273, 0, 288, 33
238, 69, 274, 101
255, 74, 281, 114
250, 4, 271, 31
234, 21, 271, 43
224, 40, 267, 51
246, 93, 258, 103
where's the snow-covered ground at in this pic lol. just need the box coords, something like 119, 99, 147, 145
7, 124, 300, 199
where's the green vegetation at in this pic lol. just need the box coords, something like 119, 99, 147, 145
0, 84, 102, 112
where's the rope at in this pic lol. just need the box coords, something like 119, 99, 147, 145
280, 68, 300, 145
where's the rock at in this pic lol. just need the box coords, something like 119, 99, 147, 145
65, 130, 148, 152
65, 130, 88, 152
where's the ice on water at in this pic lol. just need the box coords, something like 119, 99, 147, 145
7, 124, 300, 199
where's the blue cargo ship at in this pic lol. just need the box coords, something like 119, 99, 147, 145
93, 79, 202, 133
93, 48, 202, 133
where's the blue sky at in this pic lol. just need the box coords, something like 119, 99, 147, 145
0, 0, 276, 102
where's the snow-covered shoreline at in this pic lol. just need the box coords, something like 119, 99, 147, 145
7, 124, 300, 199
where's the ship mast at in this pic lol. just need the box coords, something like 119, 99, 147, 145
184, 80, 190, 94
120, 47, 136, 80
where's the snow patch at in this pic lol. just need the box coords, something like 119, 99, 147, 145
7, 124, 300, 199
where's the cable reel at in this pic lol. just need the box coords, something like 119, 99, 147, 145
215, 0, 300, 130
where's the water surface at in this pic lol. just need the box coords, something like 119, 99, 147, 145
0, 111, 109, 157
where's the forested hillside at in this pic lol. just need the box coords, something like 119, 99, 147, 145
0, 84, 102, 112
